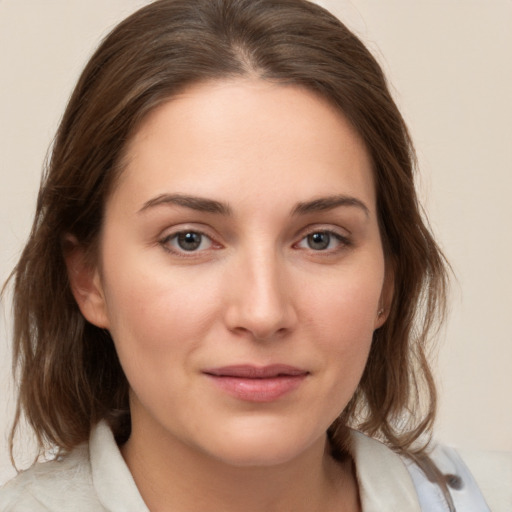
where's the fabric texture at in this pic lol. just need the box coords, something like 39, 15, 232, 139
0, 421, 509, 511
458, 447, 512, 511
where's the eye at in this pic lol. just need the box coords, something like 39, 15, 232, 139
296, 230, 349, 251
162, 230, 213, 253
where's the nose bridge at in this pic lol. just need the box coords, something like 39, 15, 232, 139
225, 242, 296, 339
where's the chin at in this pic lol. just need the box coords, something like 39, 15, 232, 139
199, 419, 326, 468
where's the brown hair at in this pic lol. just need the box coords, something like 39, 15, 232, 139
7, 0, 448, 462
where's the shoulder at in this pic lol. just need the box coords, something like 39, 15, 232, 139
0, 444, 104, 512
406, 442, 512, 512
349, 430, 512, 511
348, 430, 424, 511
457, 446, 512, 512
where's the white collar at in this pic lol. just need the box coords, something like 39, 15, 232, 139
89, 421, 422, 511
90, 421, 149, 511
348, 430, 422, 511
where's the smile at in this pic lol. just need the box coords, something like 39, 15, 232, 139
202, 365, 309, 402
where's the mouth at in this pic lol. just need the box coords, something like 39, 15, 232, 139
202, 364, 309, 402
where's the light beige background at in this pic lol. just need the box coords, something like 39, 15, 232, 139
1, 0, 511, 484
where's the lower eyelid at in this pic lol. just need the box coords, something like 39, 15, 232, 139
160, 230, 215, 252
332, 232, 351, 244
295, 230, 351, 251
158, 227, 351, 253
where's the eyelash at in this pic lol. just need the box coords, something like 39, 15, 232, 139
159, 229, 217, 257
158, 227, 351, 257
294, 229, 351, 253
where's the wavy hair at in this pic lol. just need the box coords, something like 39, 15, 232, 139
7, 0, 448, 463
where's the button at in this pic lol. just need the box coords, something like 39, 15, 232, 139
444, 473, 464, 490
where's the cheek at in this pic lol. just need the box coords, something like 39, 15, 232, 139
100, 269, 222, 418
301, 265, 383, 386
100, 258, 223, 369
303, 264, 383, 336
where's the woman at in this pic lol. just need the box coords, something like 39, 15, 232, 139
0, 0, 506, 510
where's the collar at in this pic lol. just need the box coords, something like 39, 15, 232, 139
348, 430, 422, 512
89, 421, 422, 512
90, 421, 149, 511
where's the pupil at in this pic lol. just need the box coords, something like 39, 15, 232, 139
178, 232, 201, 251
308, 232, 330, 250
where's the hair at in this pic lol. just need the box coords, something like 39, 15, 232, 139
7, 0, 448, 465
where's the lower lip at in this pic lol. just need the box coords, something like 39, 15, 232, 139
205, 374, 307, 402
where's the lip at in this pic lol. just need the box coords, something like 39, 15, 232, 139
202, 364, 309, 402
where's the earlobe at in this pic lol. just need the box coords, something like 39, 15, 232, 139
374, 307, 388, 329
63, 235, 110, 329
374, 263, 395, 329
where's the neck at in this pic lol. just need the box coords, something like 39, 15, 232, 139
121, 419, 360, 512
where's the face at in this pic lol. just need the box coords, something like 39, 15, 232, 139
73, 79, 391, 467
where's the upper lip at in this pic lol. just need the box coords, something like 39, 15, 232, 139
202, 364, 308, 378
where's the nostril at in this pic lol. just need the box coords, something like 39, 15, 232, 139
227, 320, 292, 342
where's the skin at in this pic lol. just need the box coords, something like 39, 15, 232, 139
68, 79, 392, 512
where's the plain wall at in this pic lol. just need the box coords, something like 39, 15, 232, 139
1, 0, 511, 484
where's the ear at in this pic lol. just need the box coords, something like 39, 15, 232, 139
63, 235, 110, 329
374, 262, 395, 329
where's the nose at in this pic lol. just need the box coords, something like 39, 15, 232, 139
223, 248, 298, 341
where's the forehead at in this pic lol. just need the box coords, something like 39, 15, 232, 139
113, 79, 376, 213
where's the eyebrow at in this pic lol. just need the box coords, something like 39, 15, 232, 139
138, 193, 232, 215
292, 195, 370, 217
138, 193, 369, 217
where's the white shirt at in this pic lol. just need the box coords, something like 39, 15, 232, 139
0, 421, 509, 511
